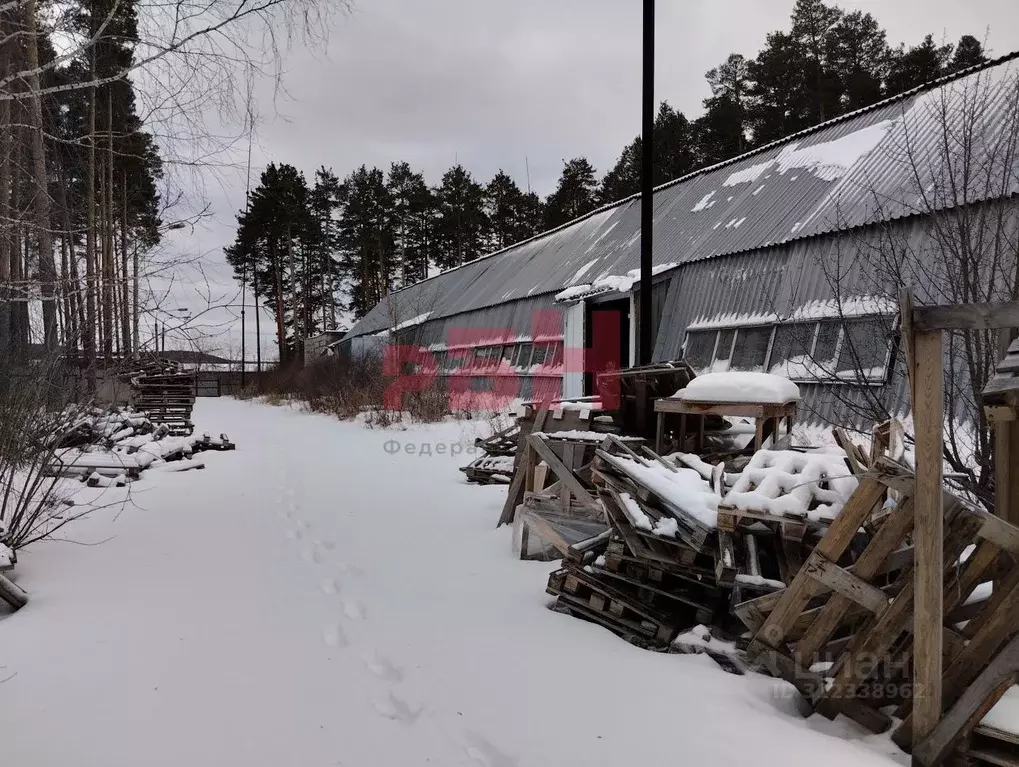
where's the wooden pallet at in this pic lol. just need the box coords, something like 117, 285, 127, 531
744, 458, 1019, 745
547, 565, 680, 646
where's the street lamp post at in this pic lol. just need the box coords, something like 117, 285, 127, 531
639, 0, 655, 366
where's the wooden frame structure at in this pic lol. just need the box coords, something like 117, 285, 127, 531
899, 291, 1019, 751
653, 396, 797, 454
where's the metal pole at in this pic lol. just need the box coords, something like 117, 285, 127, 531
639, 0, 655, 366
241, 136, 251, 386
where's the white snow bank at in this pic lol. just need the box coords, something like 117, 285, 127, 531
721, 449, 858, 522
984, 685, 1019, 734
0, 542, 12, 568
674, 372, 801, 404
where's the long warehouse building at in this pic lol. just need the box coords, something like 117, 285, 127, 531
340, 53, 1019, 428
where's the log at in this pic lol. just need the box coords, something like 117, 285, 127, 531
0, 571, 29, 610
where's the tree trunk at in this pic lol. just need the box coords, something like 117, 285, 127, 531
84, 75, 97, 360
102, 91, 114, 357
10, 118, 27, 359
0, 36, 11, 358
120, 171, 130, 354
273, 250, 286, 365
21, 0, 58, 349
288, 223, 298, 360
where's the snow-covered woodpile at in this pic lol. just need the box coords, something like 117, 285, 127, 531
122, 357, 197, 435
46, 406, 234, 487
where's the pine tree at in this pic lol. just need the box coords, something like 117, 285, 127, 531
433, 165, 488, 270
828, 11, 889, 111
485, 170, 540, 251
696, 54, 750, 165
387, 162, 433, 286
600, 138, 641, 203
309, 168, 342, 330
747, 31, 814, 144
949, 35, 987, 72
654, 104, 699, 183
790, 0, 844, 122
225, 163, 317, 362
335, 166, 395, 319
886, 35, 953, 96
544, 158, 599, 229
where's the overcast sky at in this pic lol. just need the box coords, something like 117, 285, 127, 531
162, 0, 1019, 360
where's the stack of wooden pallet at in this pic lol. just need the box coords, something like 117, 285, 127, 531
542, 435, 867, 657
126, 359, 196, 435
736, 457, 1019, 764
460, 422, 519, 484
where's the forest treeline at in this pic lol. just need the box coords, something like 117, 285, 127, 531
0, 0, 163, 360
225, 0, 991, 362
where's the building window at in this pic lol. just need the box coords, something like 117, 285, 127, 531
837, 318, 892, 379
687, 315, 893, 384
730, 327, 773, 371
513, 343, 534, 369
714, 329, 735, 369
684, 331, 716, 368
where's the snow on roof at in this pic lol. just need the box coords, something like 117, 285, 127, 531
345, 53, 1019, 341
554, 263, 678, 304
675, 372, 802, 405
789, 295, 897, 321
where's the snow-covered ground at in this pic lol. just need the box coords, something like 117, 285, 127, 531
0, 398, 908, 767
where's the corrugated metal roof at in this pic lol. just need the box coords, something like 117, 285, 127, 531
346, 53, 1019, 340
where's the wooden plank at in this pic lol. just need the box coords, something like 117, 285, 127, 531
497, 406, 549, 527
528, 434, 597, 508
978, 513, 1019, 558
821, 508, 978, 715
794, 497, 916, 667
912, 634, 1019, 767
746, 478, 886, 658
913, 301, 1019, 332
913, 327, 944, 746
803, 552, 893, 614
899, 288, 916, 405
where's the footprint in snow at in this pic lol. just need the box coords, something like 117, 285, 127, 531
373, 692, 421, 725
363, 651, 402, 682
322, 623, 348, 648
343, 599, 365, 621
336, 562, 364, 577
463, 733, 518, 767
313, 539, 336, 551
302, 546, 320, 565
285, 529, 301, 541
320, 578, 341, 596
295, 519, 309, 531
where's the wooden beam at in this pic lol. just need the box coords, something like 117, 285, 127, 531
913, 301, 1019, 332
899, 288, 916, 407
912, 634, 1019, 767
913, 328, 945, 746
528, 434, 598, 508
804, 553, 890, 614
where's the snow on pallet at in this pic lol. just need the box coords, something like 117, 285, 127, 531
739, 457, 1019, 753
716, 448, 859, 540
